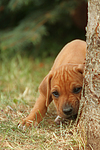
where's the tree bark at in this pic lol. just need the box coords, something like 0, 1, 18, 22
78, 0, 100, 150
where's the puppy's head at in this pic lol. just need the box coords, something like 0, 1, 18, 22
39, 64, 84, 119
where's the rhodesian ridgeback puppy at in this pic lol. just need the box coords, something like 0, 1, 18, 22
21, 39, 86, 127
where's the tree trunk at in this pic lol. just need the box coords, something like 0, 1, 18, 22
78, 0, 100, 150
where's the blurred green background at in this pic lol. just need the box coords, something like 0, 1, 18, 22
0, 0, 87, 60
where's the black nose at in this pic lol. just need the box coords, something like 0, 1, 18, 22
63, 105, 73, 116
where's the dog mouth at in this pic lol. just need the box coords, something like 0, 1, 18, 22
54, 114, 77, 125
57, 108, 78, 120
66, 114, 77, 120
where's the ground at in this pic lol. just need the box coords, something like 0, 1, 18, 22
0, 55, 87, 150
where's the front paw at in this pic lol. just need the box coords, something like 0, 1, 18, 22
22, 117, 33, 127
18, 117, 38, 129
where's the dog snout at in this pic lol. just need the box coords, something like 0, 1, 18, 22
63, 105, 73, 116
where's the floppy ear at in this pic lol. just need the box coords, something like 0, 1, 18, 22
76, 64, 85, 74
39, 72, 53, 107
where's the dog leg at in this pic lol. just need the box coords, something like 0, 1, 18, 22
21, 94, 48, 127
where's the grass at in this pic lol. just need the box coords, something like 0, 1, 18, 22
0, 55, 87, 150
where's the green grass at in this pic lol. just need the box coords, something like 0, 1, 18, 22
0, 55, 87, 150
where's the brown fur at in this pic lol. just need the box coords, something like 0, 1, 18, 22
21, 39, 86, 127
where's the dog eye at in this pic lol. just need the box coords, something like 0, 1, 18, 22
73, 87, 82, 94
52, 91, 59, 98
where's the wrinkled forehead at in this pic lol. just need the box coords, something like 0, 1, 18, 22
51, 65, 83, 87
